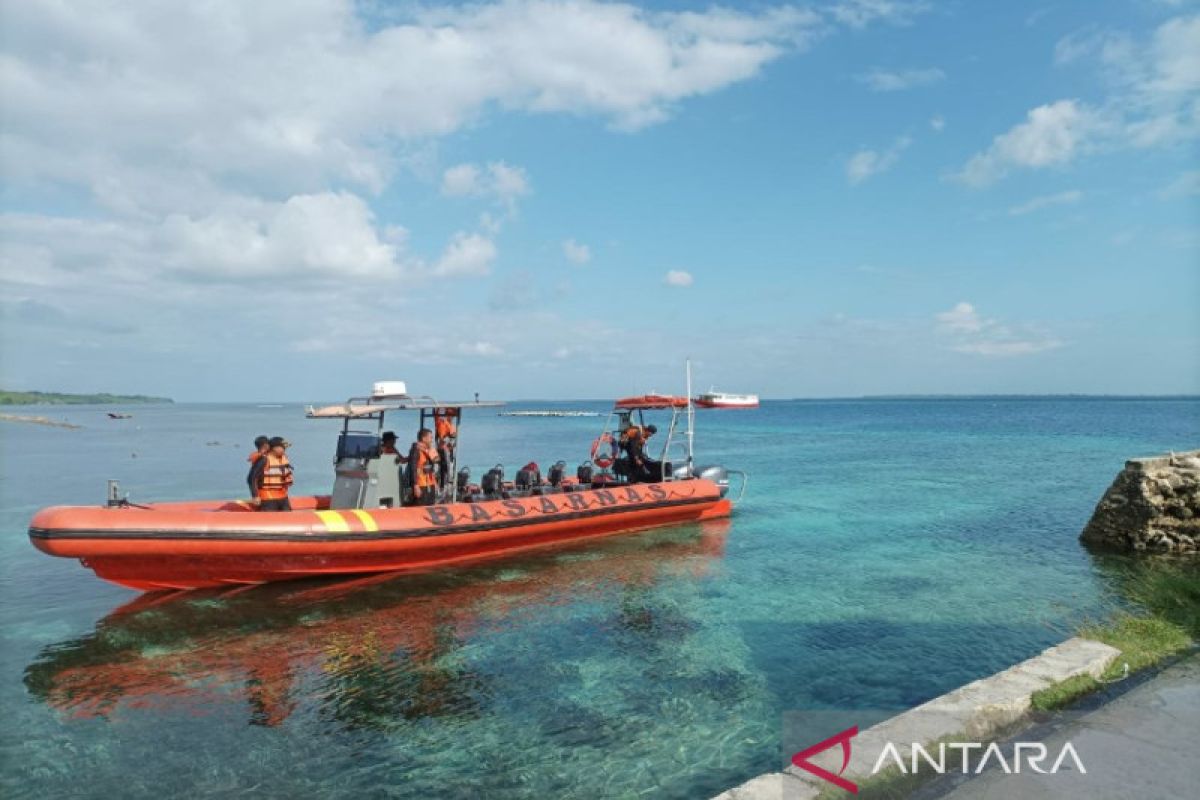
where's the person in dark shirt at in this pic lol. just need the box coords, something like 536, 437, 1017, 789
626, 425, 661, 482
246, 435, 269, 499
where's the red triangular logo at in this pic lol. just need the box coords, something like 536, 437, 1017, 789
791, 725, 859, 793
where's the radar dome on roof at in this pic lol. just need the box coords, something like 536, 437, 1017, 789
372, 381, 408, 398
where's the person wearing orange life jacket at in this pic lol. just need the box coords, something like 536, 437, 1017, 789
434, 408, 458, 485
248, 436, 294, 511
246, 435, 269, 498
407, 428, 441, 506
625, 424, 660, 483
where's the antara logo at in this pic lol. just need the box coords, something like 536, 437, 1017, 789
791, 727, 1087, 793
791, 726, 860, 793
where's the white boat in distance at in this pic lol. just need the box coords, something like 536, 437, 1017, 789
695, 390, 759, 409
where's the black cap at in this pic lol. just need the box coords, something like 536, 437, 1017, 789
254, 435, 269, 447
646, 425, 658, 434
268, 436, 287, 448
382, 431, 397, 441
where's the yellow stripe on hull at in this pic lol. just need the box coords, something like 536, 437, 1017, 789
315, 510, 350, 533
349, 509, 380, 532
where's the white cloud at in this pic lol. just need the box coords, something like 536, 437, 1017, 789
935, 302, 987, 334
1, 1, 822, 221
846, 136, 912, 184
857, 67, 945, 91
562, 238, 592, 265
827, 0, 931, 28
1007, 189, 1083, 216
934, 302, 1063, 357
952, 340, 1063, 356
1159, 169, 1200, 198
955, 100, 1100, 186
440, 161, 530, 213
2, 192, 410, 283
433, 232, 497, 277
930, 115, 946, 132
664, 270, 694, 287
960, 14, 1200, 186
441, 164, 483, 196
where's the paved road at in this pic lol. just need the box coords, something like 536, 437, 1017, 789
928, 653, 1199, 799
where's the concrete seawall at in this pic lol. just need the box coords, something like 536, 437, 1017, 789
713, 638, 1119, 799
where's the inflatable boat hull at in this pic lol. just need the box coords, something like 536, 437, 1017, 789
29, 480, 731, 591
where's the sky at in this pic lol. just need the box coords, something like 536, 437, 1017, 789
1, 0, 1197, 401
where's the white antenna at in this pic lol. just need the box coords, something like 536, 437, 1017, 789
685, 358, 695, 473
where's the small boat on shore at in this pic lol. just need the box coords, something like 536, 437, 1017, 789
695, 390, 759, 409
30, 375, 745, 592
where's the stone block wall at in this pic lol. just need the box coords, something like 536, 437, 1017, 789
1080, 450, 1200, 553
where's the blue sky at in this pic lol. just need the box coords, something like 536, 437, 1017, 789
1, 0, 1197, 401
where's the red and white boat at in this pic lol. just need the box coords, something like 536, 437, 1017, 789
694, 390, 759, 409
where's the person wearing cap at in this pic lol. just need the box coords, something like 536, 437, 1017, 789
248, 436, 294, 511
246, 435, 270, 498
380, 431, 408, 462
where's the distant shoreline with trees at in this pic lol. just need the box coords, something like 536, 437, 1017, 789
0, 390, 173, 406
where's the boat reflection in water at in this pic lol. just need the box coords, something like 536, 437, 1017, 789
25, 521, 729, 730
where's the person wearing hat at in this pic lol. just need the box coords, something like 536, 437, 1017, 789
248, 436, 294, 511
246, 435, 270, 498
380, 431, 408, 462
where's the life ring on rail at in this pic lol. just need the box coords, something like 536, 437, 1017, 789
590, 433, 617, 469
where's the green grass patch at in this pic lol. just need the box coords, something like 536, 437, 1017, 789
1031, 611, 1193, 711
1122, 562, 1200, 639
1030, 673, 1100, 712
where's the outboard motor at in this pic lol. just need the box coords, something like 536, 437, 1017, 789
515, 461, 541, 494
671, 463, 695, 480
456, 467, 471, 498
576, 461, 594, 485
547, 461, 567, 487
696, 465, 730, 497
482, 464, 505, 498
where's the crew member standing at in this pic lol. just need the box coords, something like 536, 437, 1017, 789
249, 436, 294, 511
408, 428, 441, 506
380, 431, 408, 462
246, 435, 269, 498
434, 408, 458, 486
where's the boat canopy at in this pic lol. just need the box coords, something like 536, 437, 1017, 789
307, 397, 504, 420
614, 394, 690, 410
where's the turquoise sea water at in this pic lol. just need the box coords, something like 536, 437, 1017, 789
1, 398, 1197, 798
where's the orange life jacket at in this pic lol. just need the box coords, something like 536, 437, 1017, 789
259, 453, 294, 500
248, 451, 265, 464
435, 415, 457, 442
414, 444, 440, 488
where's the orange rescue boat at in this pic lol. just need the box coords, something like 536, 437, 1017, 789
29, 380, 745, 592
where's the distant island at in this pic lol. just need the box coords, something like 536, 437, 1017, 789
0, 390, 174, 406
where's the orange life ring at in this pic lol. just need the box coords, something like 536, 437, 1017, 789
590, 433, 616, 469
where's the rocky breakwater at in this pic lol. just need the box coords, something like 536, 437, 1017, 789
1081, 450, 1200, 553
